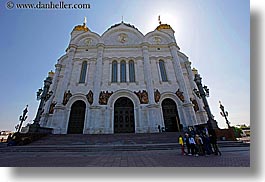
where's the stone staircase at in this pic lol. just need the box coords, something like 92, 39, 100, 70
31, 132, 181, 145
0, 132, 249, 153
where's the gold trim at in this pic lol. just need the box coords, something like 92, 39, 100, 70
73, 24, 89, 32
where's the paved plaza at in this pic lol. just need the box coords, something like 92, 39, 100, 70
0, 146, 250, 167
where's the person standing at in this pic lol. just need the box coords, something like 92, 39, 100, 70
210, 134, 221, 156
178, 135, 186, 155
202, 134, 213, 155
158, 125, 161, 133
189, 135, 198, 156
184, 133, 191, 155
195, 134, 204, 156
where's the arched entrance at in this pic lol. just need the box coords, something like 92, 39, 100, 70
67, 100, 86, 134
114, 97, 135, 133
162, 98, 181, 132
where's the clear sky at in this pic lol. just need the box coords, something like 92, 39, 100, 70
0, 0, 249, 131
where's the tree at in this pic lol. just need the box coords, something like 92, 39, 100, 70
233, 126, 243, 138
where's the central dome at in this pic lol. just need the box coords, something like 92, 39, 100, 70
107, 22, 139, 32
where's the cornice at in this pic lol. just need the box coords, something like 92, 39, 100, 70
149, 56, 173, 60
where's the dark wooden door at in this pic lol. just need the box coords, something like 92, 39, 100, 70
114, 97, 135, 133
162, 98, 181, 132
67, 100, 86, 134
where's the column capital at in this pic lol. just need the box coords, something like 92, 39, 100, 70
141, 42, 149, 49
169, 42, 180, 50
184, 61, 192, 68
66, 44, 77, 52
96, 43, 105, 49
55, 63, 62, 70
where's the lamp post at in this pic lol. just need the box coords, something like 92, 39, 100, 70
193, 73, 218, 136
31, 71, 54, 131
17, 105, 28, 133
219, 101, 231, 128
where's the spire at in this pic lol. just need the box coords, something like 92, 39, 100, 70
158, 15, 162, 25
83, 16, 87, 26
156, 15, 174, 33
73, 17, 89, 32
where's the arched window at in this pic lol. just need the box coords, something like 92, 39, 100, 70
120, 60, 126, 82
112, 61, 118, 82
79, 61, 87, 83
159, 60, 168, 82
129, 60, 135, 82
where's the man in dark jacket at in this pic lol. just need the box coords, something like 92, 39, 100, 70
209, 134, 221, 155
184, 133, 191, 155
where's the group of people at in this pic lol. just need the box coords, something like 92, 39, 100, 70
178, 131, 221, 156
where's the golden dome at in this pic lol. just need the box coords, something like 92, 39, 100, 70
192, 68, 198, 75
156, 24, 174, 32
73, 24, 89, 32
48, 70, 55, 79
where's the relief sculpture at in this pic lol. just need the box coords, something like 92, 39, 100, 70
190, 98, 199, 112
134, 90, 149, 104
99, 91, 113, 105
154, 89, 161, 103
175, 89, 185, 102
86, 90, 93, 105
49, 102, 57, 114
63, 90, 72, 105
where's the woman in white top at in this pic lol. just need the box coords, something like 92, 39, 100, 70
188, 136, 198, 156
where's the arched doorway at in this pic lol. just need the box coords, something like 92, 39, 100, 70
67, 100, 86, 134
114, 97, 135, 133
162, 98, 181, 132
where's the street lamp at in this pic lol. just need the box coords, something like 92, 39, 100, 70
32, 71, 54, 130
36, 88, 43, 100
219, 101, 231, 128
193, 73, 218, 135
17, 105, 28, 133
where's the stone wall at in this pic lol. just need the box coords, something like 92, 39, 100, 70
215, 127, 236, 141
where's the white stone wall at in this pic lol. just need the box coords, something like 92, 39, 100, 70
40, 22, 208, 134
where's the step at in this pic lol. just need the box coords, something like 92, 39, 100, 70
30, 132, 183, 146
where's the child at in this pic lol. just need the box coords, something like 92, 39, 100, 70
178, 135, 186, 155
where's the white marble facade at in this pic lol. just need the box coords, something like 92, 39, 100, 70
40, 21, 208, 134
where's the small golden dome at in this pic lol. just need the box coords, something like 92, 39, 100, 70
48, 70, 55, 78
156, 24, 174, 32
73, 24, 89, 32
192, 68, 198, 75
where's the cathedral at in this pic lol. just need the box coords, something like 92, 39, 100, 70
39, 19, 208, 134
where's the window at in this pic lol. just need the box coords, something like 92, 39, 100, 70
112, 61, 118, 82
159, 60, 168, 82
129, 60, 135, 82
79, 61, 87, 83
120, 60, 126, 82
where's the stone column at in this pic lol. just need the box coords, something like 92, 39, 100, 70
156, 60, 162, 82
57, 46, 76, 105
88, 44, 105, 134
142, 44, 155, 104
109, 61, 112, 83
142, 44, 163, 132
117, 62, 120, 83
169, 43, 197, 127
50, 46, 76, 134
126, 61, 130, 83
40, 64, 62, 127
134, 61, 138, 84
92, 44, 104, 106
